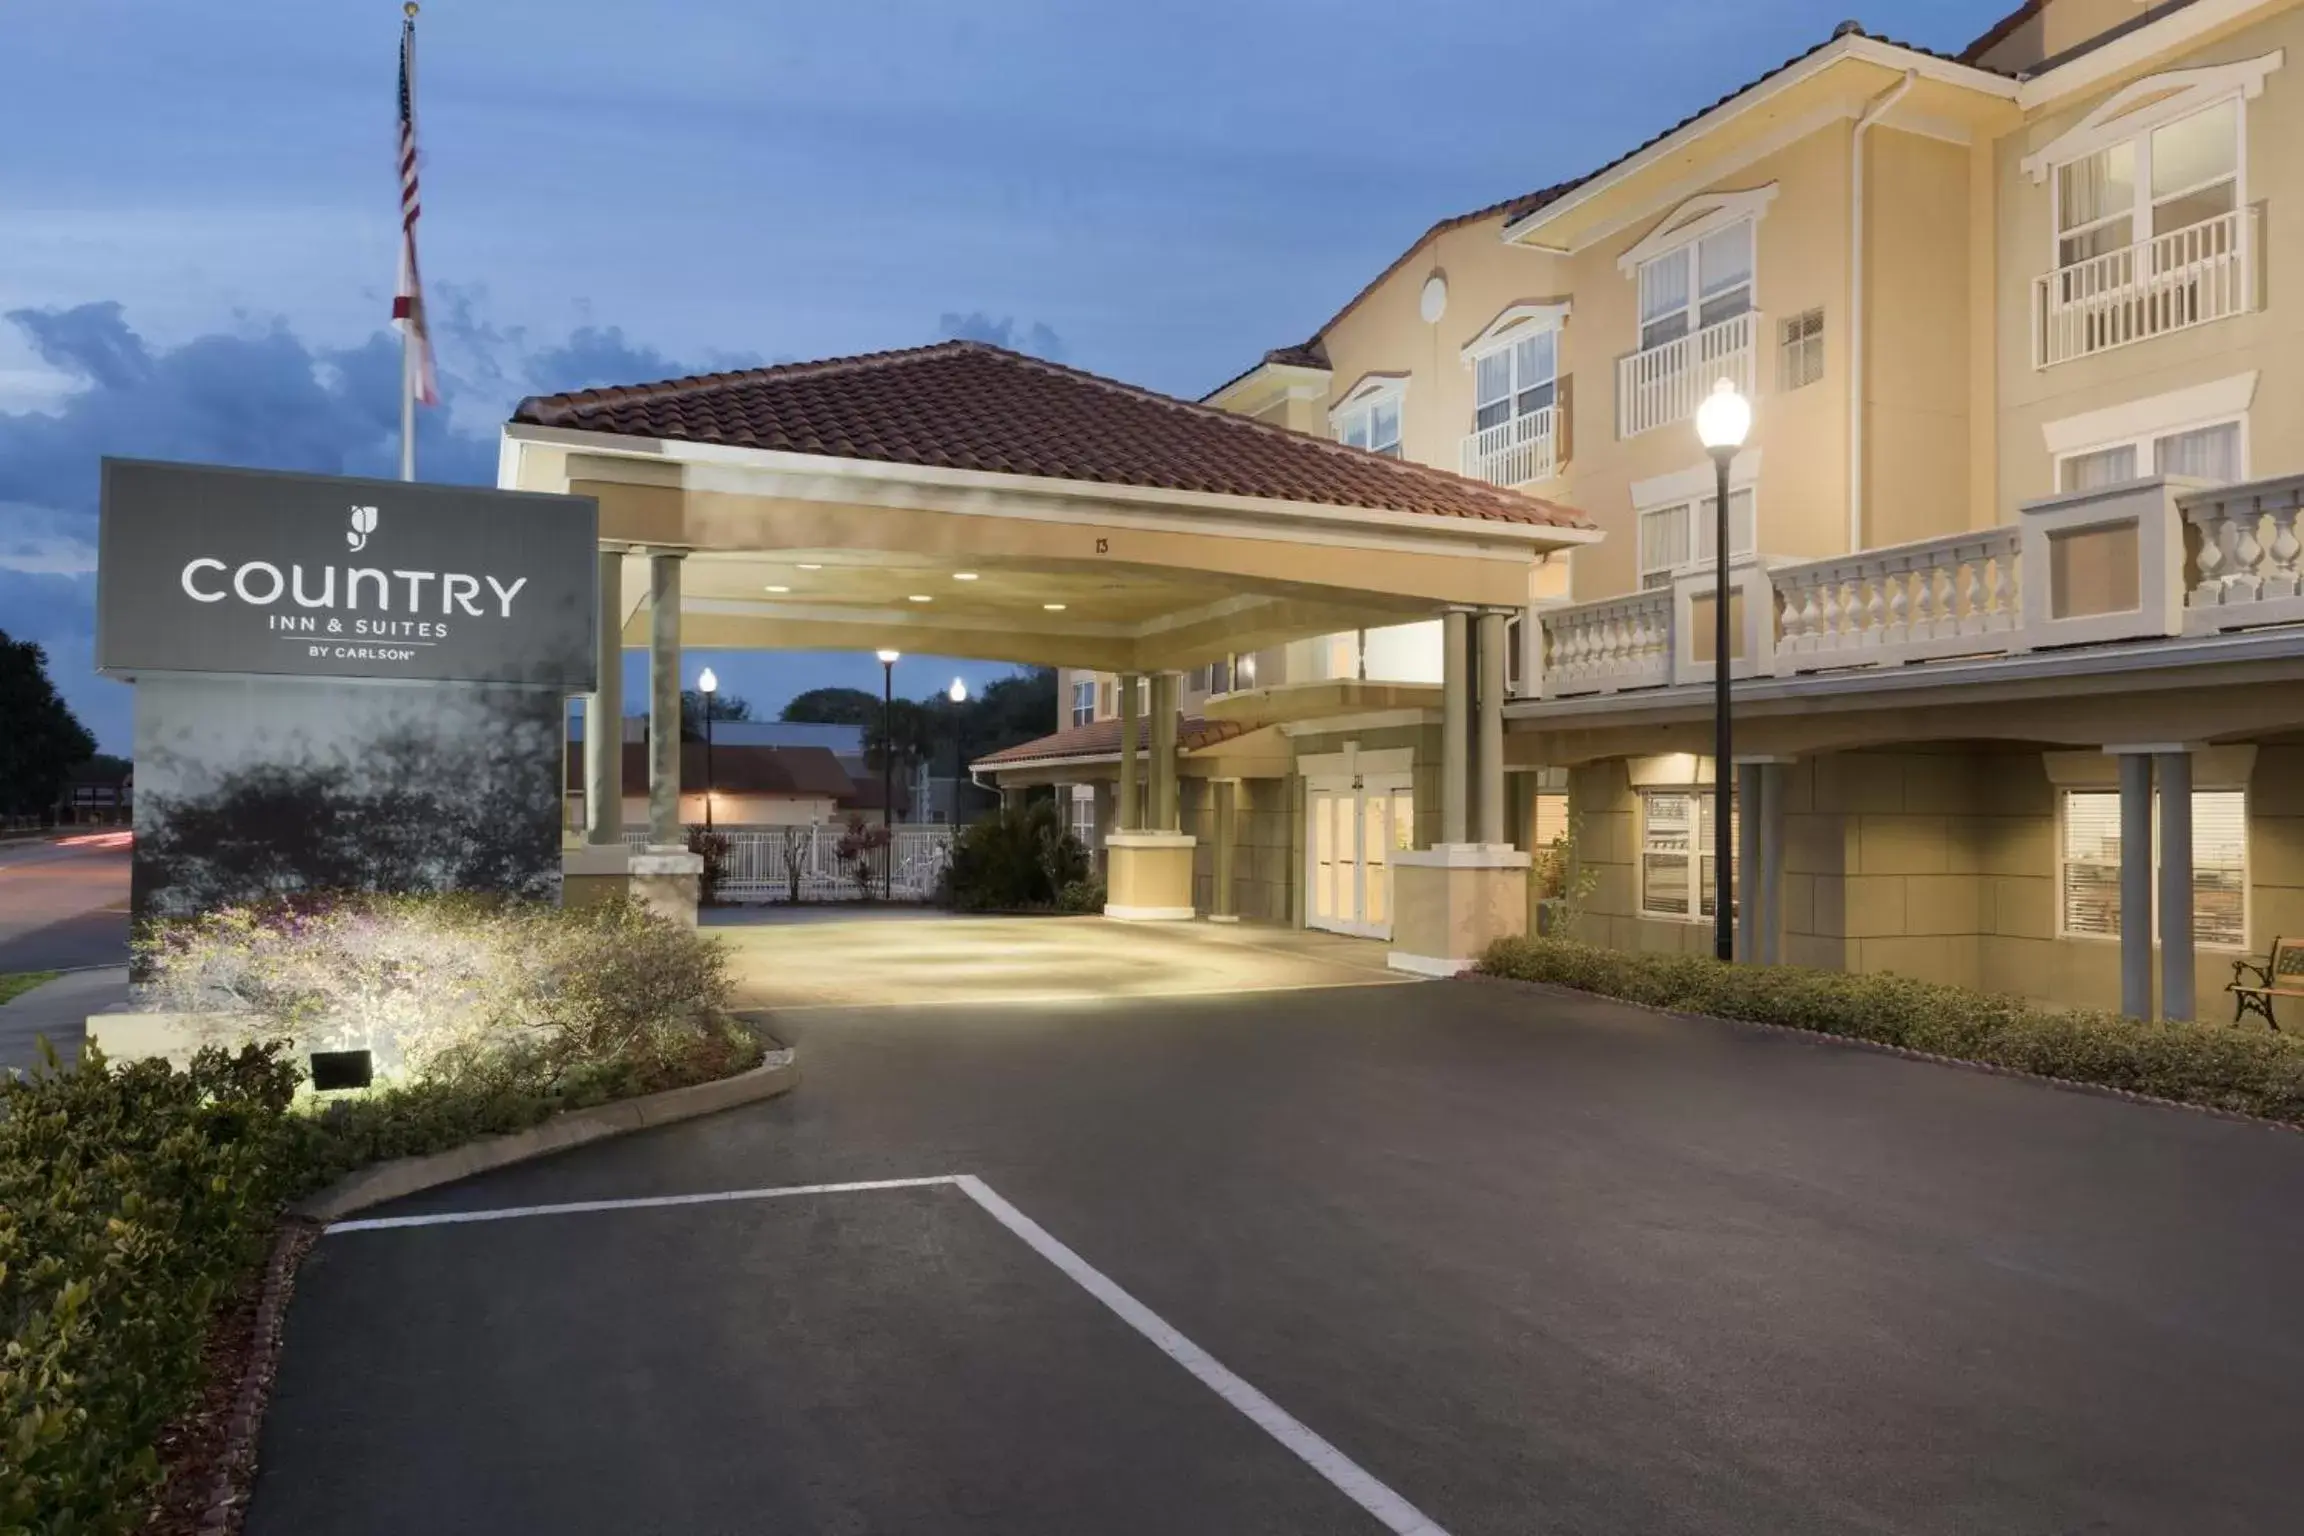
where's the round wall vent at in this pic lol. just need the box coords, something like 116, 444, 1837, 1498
1419, 272, 1448, 324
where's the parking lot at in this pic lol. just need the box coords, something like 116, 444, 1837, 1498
250, 930, 2304, 1534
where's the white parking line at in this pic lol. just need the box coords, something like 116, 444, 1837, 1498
326, 1174, 1454, 1535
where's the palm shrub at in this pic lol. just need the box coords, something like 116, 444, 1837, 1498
1478, 935, 2304, 1125
942, 800, 1089, 912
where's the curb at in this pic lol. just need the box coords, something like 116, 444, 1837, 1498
193, 1220, 319, 1536
1462, 972, 2304, 1137
289, 1051, 801, 1223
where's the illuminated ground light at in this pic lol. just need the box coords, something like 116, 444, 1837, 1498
953, 571, 979, 581
1043, 602, 1067, 611
765, 584, 790, 593
909, 594, 933, 603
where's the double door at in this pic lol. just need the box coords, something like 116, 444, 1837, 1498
1306, 775, 1414, 939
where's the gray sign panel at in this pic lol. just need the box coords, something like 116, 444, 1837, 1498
99, 459, 598, 689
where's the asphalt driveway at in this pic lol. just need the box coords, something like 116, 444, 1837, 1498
251, 975, 2304, 1535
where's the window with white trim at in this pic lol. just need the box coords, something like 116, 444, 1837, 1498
2056, 417, 2245, 493
1334, 389, 1404, 457
2055, 98, 2241, 271
1070, 678, 1095, 728
1637, 219, 1753, 352
2060, 788, 2246, 948
1639, 487, 1754, 591
1068, 784, 1098, 847
1473, 330, 1557, 433
1778, 309, 1824, 391
1638, 789, 1737, 920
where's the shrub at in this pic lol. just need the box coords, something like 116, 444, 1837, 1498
834, 815, 890, 901
0, 1044, 303, 1534
1478, 936, 2304, 1125
135, 893, 735, 1091
685, 825, 731, 905
1055, 876, 1107, 914
942, 800, 1089, 912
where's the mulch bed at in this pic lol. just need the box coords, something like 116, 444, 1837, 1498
144, 1219, 321, 1536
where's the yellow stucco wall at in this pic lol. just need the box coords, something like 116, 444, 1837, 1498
1991, 7, 2304, 513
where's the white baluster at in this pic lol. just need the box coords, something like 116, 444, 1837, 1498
2226, 507, 2266, 606
2189, 507, 2230, 608
2264, 501, 2301, 601
1778, 576, 1810, 652
1989, 547, 2016, 630
1910, 556, 1938, 640
1816, 578, 1841, 653
1863, 570, 1887, 643
1884, 557, 1910, 646
1958, 550, 1986, 633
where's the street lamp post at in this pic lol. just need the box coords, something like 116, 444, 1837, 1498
1696, 378, 1752, 963
876, 650, 899, 899
946, 677, 968, 824
696, 666, 718, 833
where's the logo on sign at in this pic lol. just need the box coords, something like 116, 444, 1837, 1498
347, 505, 379, 551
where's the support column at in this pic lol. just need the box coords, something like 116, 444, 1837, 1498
583, 547, 624, 846
1441, 610, 1469, 846
2158, 749, 2195, 1021
2117, 750, 2154, 1020
1210, 779, 1239, 923
1758, 762, 1786, 966
1149, 673, 1179, 831
647, 552, 684, 848
1735, 761, 1763, 963
1117, 672, 1141, 832
1476, 611, 1507, 847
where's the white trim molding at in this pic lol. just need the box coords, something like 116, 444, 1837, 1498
2041, 373, 2259, 457
2021, 51, 2284, 182
1459, 301, 1572, 363
1616, 185, 1780, 276
1331, 372, 1409, 413
1631, 450, 1762, 512
2019, 4, 2283, 110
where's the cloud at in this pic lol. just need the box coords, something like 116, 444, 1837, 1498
0, 300, 738, 752
936, 311, 1065, 360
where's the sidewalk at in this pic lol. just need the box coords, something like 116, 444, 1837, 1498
0, 965, 127, 1075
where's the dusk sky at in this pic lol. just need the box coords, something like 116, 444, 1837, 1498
1, 0, 2015, 752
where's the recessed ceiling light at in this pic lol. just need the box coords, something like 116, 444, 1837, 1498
953, 571, 979, 581
796, 563, 823, 570
1043, 602, 1067, 611
765, 584, 790, 594
908, 594, 933, 603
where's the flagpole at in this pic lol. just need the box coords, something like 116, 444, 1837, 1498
398, 2, 419, 482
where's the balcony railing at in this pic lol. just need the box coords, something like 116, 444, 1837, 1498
1459, 407, 1556, 488
1529, 472, 2304, 700
2033, 208, 2257, 368
1616, 310, 1758, 440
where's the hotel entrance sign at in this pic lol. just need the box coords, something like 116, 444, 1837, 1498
97, 459, 598, 689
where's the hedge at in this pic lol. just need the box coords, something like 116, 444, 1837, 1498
2, 895, 762, 1534
1478, 936, 2304, 1127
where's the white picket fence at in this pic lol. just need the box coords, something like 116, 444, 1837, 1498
620, 823, 954, 903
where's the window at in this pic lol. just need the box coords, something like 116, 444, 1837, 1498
2055, 98, 2240, 270
1070, 679, 1095, 728
2056, 417, 2245, 493
1068, 785, 1098, 847
1638, 220, 1753, 352
1334, 388, 1404, 457
1473, 331, 1557, 432
1187, 658, 1234, 695
1639, 789, 1737, 920
1639, 487, 1755, 591
2060, 788, 2246, 947
1778, 309, 1824, 391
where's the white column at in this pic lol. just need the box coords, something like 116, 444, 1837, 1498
1476, 611, 1507, 847
584, 548, 624, 846
2116, 750, 2154, 1020
1759, 762, 1787, 966
1735, 761, 1763, 962
1117, 673, 1141, 832
2158, 749, 2195, 1021
1441, 610, 1469, 846
1149, 673, 1179, 831
647, 552, 683, 848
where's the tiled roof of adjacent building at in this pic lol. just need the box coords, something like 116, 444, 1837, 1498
513, 341, 1585, 528
568, 742, 855, 799
973, 714, 1247, 770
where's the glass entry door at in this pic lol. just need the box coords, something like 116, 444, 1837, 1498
1306, 777, 1414, 938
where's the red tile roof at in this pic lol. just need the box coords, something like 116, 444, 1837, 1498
513, 340, 1585, 529
973, 714, 1246, 770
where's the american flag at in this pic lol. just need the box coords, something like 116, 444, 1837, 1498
393, 12, 439, 407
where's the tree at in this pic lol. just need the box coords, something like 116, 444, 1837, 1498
0, 630, 96, 817
781, 686, 880, 726
861, 698, 935, 774
679, 688, 752, 741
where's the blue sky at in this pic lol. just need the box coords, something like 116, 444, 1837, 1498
0, 0, 2016, 752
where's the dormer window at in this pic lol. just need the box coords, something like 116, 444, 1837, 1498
1637, 220, 1753, 352
1331, 376, 1407, 458
1474, 331, 1556, 433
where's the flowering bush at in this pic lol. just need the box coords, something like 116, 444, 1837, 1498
834, 815, 891, 900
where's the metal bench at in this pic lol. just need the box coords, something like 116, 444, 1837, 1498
2227, 937, 2304, 1029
